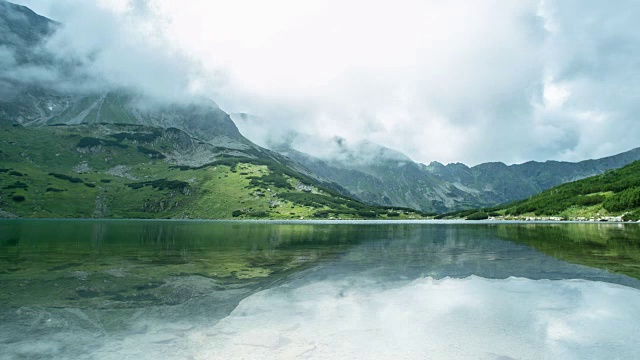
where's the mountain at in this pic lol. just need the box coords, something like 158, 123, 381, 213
278, 145, 449, 212
426, 147, 640, 205
3, 1, 639, 219
0, 123, 426, 219
0, 0, 56, 55
277, 142, 640, 213
0, 1, 246, 149
477, 160, 640, 221
0, 2, 426, 220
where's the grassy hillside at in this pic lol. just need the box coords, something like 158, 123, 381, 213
0, 124, 425, 219
439, 160, 640, 221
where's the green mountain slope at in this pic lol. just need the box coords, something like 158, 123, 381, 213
499, 160, 640, 221
4, 1, 639, 218
428, 148, 640, 205
444, 160, 640, 221
0, 2, 425, 220
0, 124, 425, 219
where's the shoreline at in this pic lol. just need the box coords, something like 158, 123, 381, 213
1, 217, 639, 224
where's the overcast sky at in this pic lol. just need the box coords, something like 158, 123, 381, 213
13, 0, 640, 166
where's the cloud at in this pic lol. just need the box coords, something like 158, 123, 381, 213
531, 0, 640, 163
24, 274, 634, 359
5, 0, 218, 102
198, 276, 640, 359
10, 0, 640, 165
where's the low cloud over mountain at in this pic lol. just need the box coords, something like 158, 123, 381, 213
11, 0, 640, 165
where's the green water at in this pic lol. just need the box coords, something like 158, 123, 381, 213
0, 220, 366, 308
1, 220, 640, 359
1, 220, 639, 309
496, 222, 640, 279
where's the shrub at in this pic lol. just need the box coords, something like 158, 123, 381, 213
457, 209, 478, 218
603, 187, 640, 212
84, 183, 96, 188
313, 211, 330, 218
250, 211, 269, 218
623, 210, 640, 222
3, 181, 28, 190
576, 195, 606, 206
137, 146, 166, 159
466, 212, 489, 220
249, 173, 294, 189
232, 210, 244, 217
355, 210, 377, 218
110, 132, 160, 143
127, 179, 189, 191
49, 173, 83, 183
8, 171, 23, 176
12, 195, 25, 202
77, 137, 127, 149
46, 187, 64, 192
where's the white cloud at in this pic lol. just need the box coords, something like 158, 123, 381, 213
11, 0, 640, 165
543, 78, 571, 110
9, 0, 218, 102
197, 276, 640, 359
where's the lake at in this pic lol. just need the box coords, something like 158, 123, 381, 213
1, 220, 639, 359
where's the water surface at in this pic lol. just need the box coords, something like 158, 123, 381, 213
1, 220, 639, 359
